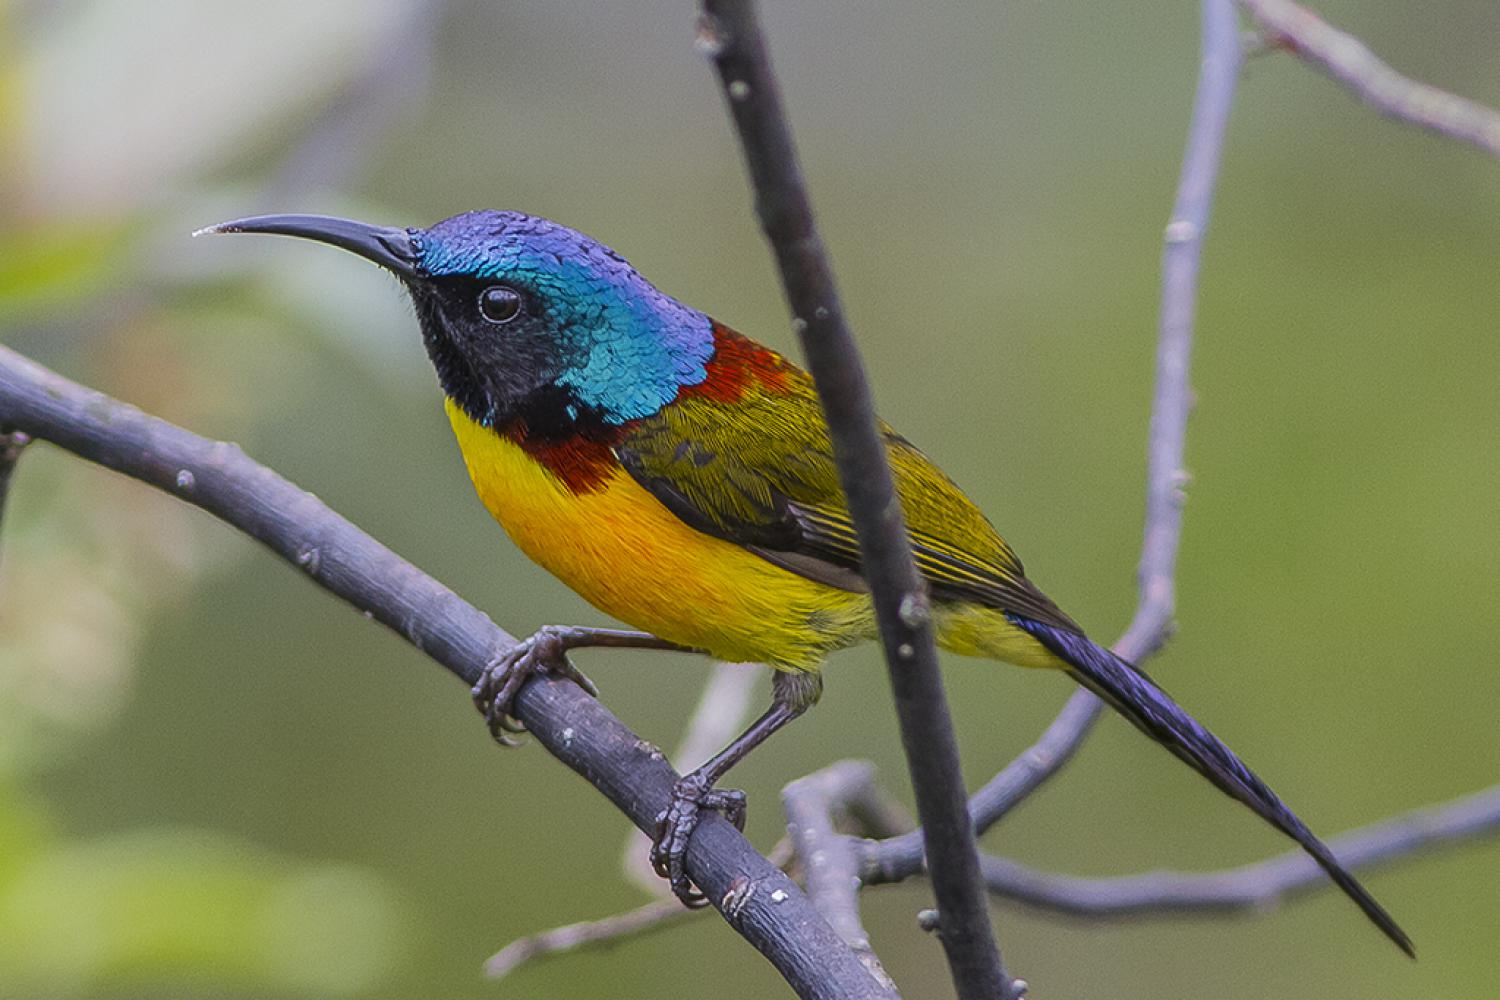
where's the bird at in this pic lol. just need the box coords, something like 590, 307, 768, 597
199, 209, 1412, 955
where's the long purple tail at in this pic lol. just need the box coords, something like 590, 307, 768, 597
1012, 615, 1413, 956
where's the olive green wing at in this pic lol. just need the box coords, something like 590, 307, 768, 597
614, 369, 1080, 634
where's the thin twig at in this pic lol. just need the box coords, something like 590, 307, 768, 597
491, 662, 760, 970
778, 762, 910, 973
0, 346, 897, 1000
782, 765, 1500, 924
866, 0, 1245, 887
486, 836, 798, 981
484, 897, 694, 980
867, 692, 1103, 881
969, 780, 1500, 918
699, 3, 1013, 997
783, 764, 895, 991
1125, 0, 1242, 665
806, 768, 1500, 918
1240, 0, 1500, 159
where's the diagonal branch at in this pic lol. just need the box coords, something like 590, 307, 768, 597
1240, 0, 1500, 159
0, 345, 897, 1000
1129, 0, 1244, 686
781, 763, 916, 965
483, 897, 696, 981
699, 2, 1012, 996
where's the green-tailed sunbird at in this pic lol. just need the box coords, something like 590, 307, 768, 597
200, 210, 1412, 955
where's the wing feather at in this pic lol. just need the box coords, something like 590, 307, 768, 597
615, 331, 1080, 635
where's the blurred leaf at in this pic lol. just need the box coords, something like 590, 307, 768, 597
0, 544, 135, 775
0, 828, 402, 996
0, 456, 241, 777
0, 223, 131, 324
0, 782, 52, 888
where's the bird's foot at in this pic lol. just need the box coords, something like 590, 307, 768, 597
471, 625, 601, 746
650, 773, 747, 906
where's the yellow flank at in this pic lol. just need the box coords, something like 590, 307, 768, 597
931, 602, 1069, 669
445, 401, 1068, 674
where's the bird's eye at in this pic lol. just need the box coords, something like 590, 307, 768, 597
478, 285, 523, 324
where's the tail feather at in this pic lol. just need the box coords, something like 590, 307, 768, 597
1011, 615, 1414, 957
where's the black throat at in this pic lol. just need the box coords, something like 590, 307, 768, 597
412, 292, 489, 423
409, 289, 614, 443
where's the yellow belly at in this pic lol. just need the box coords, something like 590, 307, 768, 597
446, 401, 875, 671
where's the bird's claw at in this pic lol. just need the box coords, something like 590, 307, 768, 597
471, 626, 599, 746
650, 775, 747, 906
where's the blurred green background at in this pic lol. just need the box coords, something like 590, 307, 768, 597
2, 1, 1498, 997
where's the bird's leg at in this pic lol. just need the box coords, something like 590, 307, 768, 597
473, 626, 696, 745
651, 670, 821, 906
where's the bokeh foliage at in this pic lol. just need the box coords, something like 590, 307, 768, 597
1, 1, 1497, 997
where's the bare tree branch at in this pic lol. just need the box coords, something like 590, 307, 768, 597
786, 0, 1500, 959
484, 897, 693, 980
698, 3, 1013, 996
1240, 0, 1500, 158
772, 759, 1500, 920
867, 692, 1103, 882
0, 345, 898, 1000
1115, 0, 1241, 671
1132, 0, 1243, 681
780, 762, 911, 953
487, 836, 799, 981
968, 780, 1500, 918
487, 662, 762, 971
783, 764, 895, 991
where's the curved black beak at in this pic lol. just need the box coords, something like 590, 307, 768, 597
194, 213, 419, 279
